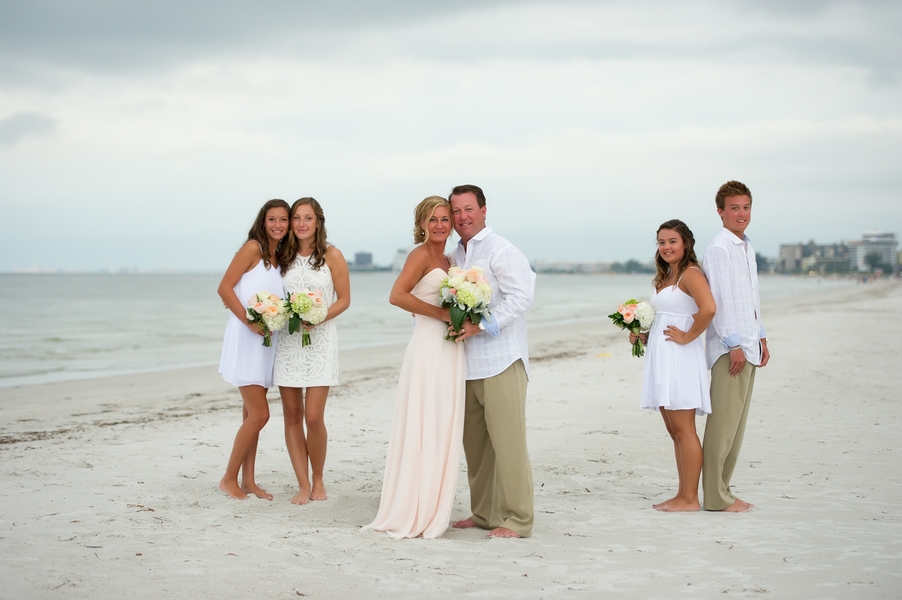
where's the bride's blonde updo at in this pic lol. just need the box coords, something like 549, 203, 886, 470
413, 196, 450, 244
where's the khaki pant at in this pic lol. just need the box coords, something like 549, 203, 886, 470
462, 359, 534, 537
703, 354, 757, 510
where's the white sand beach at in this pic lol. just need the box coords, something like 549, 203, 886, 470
1, 280, 900, 599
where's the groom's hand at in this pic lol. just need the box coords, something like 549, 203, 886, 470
453, 319, 481, 342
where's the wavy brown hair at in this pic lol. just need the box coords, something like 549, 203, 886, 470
279, 197, 329, 272
715, 180, 752, 210
653, 219, 699, 289
246, 199, 290, 269
413, 196, 450, 244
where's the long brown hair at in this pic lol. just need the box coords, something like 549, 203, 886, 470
653, 219, 699, 289
247, 199, 290, 269
279, 197, 329, 272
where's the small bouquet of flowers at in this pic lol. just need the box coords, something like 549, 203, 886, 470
608, 299, 655, 357
439, 266, 493, 340
285, 288, 329, 347
246, 290, 289, 347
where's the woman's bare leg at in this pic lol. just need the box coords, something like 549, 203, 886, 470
280, 386, 312, 504
304, 386, 330, 501
657, 408, 702, 512
220, 385, 270, 500
239, 404, 273, 500
653, 409, 682, 509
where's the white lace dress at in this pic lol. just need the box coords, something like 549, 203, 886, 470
273, 254, 339, 387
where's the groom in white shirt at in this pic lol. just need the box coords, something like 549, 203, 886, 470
702, 180, 771, 512
448, 184, 536, 538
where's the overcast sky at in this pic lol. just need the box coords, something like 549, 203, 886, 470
1, 0, 900, 271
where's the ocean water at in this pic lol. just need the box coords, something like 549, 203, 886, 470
0, 272, 857, 388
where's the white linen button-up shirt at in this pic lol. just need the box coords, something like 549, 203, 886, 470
702, 227, 767, 369
453, 226, 536, 380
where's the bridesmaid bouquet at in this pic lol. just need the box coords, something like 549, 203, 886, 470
246, 290, 289, 347
440, 266, 493, 340
285, 288, 328, 347
608, 299, 655, 357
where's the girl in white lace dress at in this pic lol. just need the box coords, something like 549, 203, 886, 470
217, 199, 290, 501
273, 198, 350, 504
630, 220, 715, 512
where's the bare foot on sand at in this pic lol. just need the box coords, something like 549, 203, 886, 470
241, 482, 273, 501
653, 496, 678, 510
291, 487, 311, 505
722, 498, 754, 513
453, 517, 478, 529
656, 498, 700, 512
310, 477, 328, 501
487, 527, 522, 539
219, 479, 248, 500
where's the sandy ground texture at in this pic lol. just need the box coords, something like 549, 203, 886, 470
1, 280, 900, 599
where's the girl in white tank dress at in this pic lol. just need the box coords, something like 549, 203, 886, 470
273, 198, 350, 505
641, 274, 712, 415
366, 196, 465, 539
216, 199, 290, 501
632, 220, 715, 512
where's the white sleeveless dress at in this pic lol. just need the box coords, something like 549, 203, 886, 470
366, 268, 466, 539
218, 258, 283, 388
640, 278, 712, 415
273, 254, 339, 387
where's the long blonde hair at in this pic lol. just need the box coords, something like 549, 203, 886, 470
412, 196, 450, 244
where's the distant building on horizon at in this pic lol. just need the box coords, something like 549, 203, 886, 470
849, 232, 898, 272
348, 251, 391, 272
778, 232, 897, 274
354, 252, 373, 268
391, 248, 410, 272
777, 240, 850, 274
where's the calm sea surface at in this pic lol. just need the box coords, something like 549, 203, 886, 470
0, 272, 857, 388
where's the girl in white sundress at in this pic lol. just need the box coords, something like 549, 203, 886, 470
273, 198, 350, 504
217, 199, 290, 500
630, 219, 715, 512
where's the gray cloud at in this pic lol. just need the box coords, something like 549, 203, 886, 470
0, 0, 522, 71
0, 112, 55, 145
1, 0, 899, 78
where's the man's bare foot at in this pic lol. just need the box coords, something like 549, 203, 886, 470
310, 477, 327, 501
722, 498, 753, 512
487, 527, 522, 538
291, 487, 311, 505
656, 498, 700, 512
241, 482, 274, 501
219, 479, 248, 500
453, 517, 478, 529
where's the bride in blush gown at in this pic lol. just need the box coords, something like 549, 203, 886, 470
366, 195, 465, 539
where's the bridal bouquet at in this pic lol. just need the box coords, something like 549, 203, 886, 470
440, 266, 493, 340
285, 288, 328, 347
608, 299, 655, 357
246, 290, 288, 347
